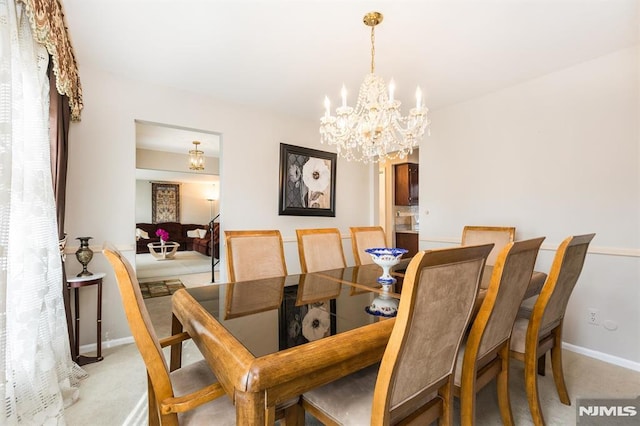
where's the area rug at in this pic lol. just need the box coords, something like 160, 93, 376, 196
140, 279, 185, 299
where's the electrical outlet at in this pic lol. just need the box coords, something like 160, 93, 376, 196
587, 308, 600, 326
105, 331, 110, 341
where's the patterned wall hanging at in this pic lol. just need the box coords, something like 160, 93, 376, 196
152, 183, 180, 223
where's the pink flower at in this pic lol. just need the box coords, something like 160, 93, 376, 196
155, 228, 169, 242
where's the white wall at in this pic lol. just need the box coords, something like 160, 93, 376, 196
419, 47, 639, 366
65, 64, 373, 346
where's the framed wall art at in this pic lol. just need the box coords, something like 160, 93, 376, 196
278, 143, 337, 217
152, 182, 180, 223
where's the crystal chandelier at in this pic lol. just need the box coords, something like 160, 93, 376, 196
320, 12, 430, 163
188, 141, 205, 170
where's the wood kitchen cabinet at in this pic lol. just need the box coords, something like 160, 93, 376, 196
395, 232, 418, 258
394, 163, 419, 206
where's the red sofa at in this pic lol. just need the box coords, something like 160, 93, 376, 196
135, 222, 219, 258
192, 223, 220, 258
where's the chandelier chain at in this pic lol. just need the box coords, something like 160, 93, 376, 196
370, 26, 375, 74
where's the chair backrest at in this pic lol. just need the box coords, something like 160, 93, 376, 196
350, 226, 387, 266
225, 230, 287, 282
462, 226, 516, 268
102, 244, 173, 403
470, 237, 545, 359
296, 228, 346, 273
533, 234, 595, 335
371, 243, 494, 425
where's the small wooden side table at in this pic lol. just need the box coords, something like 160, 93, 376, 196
67, 272, 106, 366
147, 241, 180, 260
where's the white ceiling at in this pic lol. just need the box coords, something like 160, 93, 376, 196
63, 0, 637, 122
135, 120, 220, 155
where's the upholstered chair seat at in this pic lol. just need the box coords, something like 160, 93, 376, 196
303, 364, 378, 425
171, 361, 236, 425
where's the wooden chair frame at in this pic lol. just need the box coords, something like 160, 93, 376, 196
103, 245, 226, 425
509, 233, 595, 426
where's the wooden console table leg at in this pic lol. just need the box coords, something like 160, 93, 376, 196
96, 279, 103, 361
67, 273, 106, 366
74, 287, 80, 363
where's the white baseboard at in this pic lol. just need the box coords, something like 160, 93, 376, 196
562, 342, 640, 372
79, 335, 134, 355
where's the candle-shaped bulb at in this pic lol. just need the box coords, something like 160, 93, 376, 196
415, 87, 422, 109
341, 85, 347, 107
324, 96, 331, 117
389, 79, 395, 102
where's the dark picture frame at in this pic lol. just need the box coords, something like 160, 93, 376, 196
152, 183, 180, 223
279, 285, 337, 350
278, 143, 337, 217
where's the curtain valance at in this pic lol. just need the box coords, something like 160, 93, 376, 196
19, 0, 82, 121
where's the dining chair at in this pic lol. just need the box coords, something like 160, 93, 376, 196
301, 243, 494, 425
224, 229, 287, 282
461, 226, 516, 267
103, 244, 235, 426
462, 226, 516, 316
510, 233, 595, 426
296, 228, 347, 273
349, 226, 387, 266
453, 237, 545, 426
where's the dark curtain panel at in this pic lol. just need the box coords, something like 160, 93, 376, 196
49, 59, 75, 359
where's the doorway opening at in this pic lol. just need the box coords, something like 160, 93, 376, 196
134, 120, 222, 287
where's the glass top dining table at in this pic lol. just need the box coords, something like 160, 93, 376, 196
170, 261, 546, 425
177, 264, 400, 359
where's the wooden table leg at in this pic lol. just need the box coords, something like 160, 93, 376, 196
235, 391, 266, 425
284, 403, 305, 426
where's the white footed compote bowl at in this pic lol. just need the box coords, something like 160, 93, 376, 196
364, 247, 408, 289
364, 248, 407, 318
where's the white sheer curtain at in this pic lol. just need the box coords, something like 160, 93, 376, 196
0, 0, 85, 423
